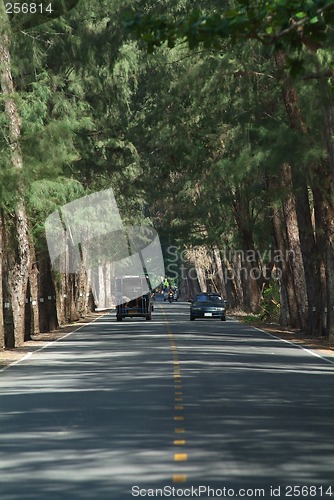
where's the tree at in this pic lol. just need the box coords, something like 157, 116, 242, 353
124, 0, 334, 58
0, 4, 33, 346
2, 0, 334, 346
124, 0, 334, 340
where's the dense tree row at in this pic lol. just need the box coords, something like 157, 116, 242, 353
1, 0, 334, 348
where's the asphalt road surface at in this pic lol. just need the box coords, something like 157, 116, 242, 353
1, 299, 334, 500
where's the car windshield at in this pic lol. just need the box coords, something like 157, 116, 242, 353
195, 294, 222, 302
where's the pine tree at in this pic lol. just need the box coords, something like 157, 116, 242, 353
0, 5, 33, 346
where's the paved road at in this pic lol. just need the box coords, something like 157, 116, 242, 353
1, 300, 334, 499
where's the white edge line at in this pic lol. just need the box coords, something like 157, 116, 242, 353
252, 326, 334, 366
0, 312, 109, 374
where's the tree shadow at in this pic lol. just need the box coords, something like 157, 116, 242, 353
0, 306, 334, 499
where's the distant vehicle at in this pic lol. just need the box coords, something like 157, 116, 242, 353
190, 292, 227, 321
164, 288, 178, 301
115, 275, 153, 321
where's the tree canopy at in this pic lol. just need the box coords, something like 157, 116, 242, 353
1, 0, 334, 345
124, 0, 334, 71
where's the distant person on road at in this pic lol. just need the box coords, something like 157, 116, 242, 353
168, 288, 175, 301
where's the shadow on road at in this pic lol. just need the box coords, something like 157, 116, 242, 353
0, 306, 334, 499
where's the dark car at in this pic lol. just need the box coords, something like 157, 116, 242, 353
190, 292, 227, 321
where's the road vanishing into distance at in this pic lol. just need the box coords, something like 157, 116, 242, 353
1, 297, 334, 500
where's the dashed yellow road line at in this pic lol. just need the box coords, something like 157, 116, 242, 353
160, 304, 188, 484
174, 439, 186, 445
173, 475, 187, 483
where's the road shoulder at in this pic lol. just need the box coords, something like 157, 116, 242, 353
235, 315, 334, 357
0, 310, 109, 370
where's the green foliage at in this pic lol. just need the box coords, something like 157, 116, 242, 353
1, 0, 334, 324
258, 281, 281, 322
8, 0, 81, 31
27, 178, 86, 251
124, 0, 334, 73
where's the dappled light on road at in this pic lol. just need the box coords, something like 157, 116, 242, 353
1, 303, 334, 499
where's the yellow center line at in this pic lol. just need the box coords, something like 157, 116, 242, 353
173, 475, 187, 483
160, 303, 188, 484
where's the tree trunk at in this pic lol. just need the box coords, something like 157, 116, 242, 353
179, 263, 201, 300
275, 51, 322, 336
85, 268, 94, 311
5, 207, 31, 346
319, 82, 334, 343
232, 200, 263, 312
270, 204, 300, 327
0, 211, 4, 349
324, 212, 334, 344
38, 255, 58, 332
0, 15, 33, 346
28, 246, 40, 336
105, 262, 112, 309
53, 242, 67, 326
195, 263, 206, 292
312, 183, 328, 336
223, 253, 243, 310
96, 264, 106, 309
212, 245, 228, 298
280, 163, 308, 331
291, 177, 322, 336
314, 162, 334, 343
323, 99, 334, 185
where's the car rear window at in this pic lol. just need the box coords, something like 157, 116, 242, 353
195, 294, 222, 302
195, 295, 208, 301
